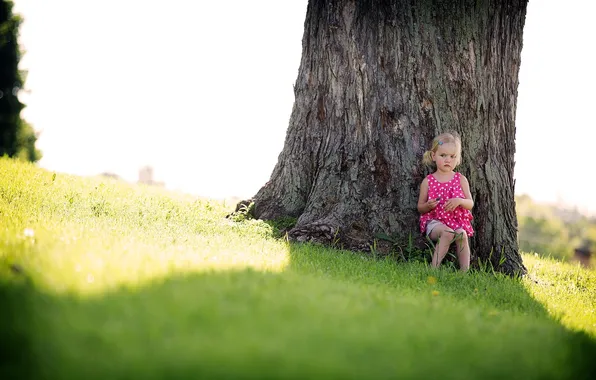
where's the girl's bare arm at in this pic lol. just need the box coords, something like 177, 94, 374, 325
417, 178, 438, 214
458, 174, 474, 210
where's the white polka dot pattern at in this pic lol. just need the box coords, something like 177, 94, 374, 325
419, 172, 474, 236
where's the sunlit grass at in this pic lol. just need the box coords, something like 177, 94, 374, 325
1, 158, 595, 380
523, 253, 596, 335
0, 159, 290, 297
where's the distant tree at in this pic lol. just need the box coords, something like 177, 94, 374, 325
517, 215, 570, 260
0, 0, 40, 162
515, 194, 596, 262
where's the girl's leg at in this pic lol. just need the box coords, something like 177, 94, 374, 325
429, 224, 453, 268
454, 228, 470, 271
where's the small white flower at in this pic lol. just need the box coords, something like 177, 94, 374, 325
24, 228, 35, 237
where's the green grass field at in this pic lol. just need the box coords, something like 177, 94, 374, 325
1, 158, 595, 379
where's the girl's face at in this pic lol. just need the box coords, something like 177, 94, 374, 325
432, 143, 458, 172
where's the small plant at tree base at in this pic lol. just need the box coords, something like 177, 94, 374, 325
368, 239, 379, 259
226, 201, 255, 222
474, 246, 510, 277
331, 228, 342, 249
374, 232, 430, 263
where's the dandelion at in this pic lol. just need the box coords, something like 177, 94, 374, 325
432, 290, 440, 297
24, 228, 35, 237
427, 276, 437, 285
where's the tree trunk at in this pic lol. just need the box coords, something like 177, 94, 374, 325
251, 0, 528, 275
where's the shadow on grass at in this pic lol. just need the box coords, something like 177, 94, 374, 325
1, 244, 595, 380
286, 242, 550, 317
283, 241, 596, 378
0, 278, 34, 380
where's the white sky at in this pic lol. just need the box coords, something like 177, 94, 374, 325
12, 0, 596, 214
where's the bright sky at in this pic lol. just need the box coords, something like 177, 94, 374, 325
12, 0, 596, 214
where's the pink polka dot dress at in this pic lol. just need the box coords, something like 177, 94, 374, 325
419, 172, 474, 236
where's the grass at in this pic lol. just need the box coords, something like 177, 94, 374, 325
1, 157, 595, 379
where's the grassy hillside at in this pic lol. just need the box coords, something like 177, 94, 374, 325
1, 158, 595, 379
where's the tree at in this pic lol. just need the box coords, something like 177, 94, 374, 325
250, 0, 528, 275
0, 0, 40, 162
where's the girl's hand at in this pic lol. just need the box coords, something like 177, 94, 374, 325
444, 198, 461, 212
426, 198, 439, 211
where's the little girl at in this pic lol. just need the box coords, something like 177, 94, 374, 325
417, 132, 474, 271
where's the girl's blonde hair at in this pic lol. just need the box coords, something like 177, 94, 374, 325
422, 132, 462, 167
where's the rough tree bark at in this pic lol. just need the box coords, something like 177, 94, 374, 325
250, 0, 528, 275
